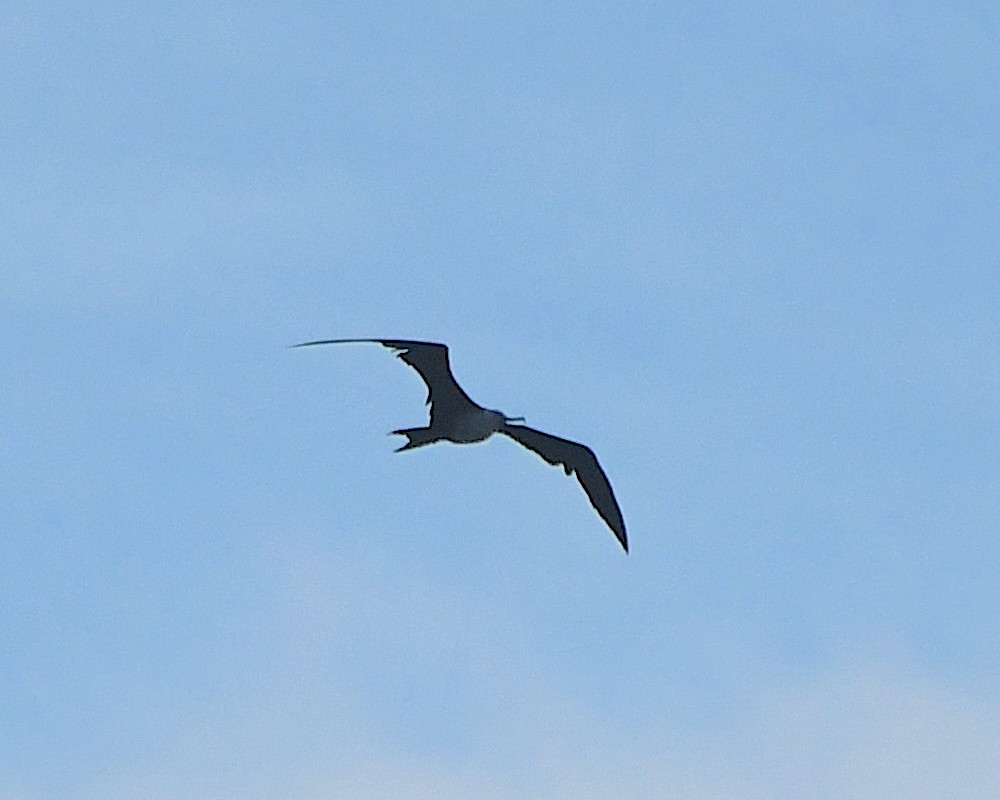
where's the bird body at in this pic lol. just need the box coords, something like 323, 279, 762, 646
293, 338, 628, 552
443, 407, 507, 443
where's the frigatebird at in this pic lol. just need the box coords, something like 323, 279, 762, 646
293, 338, 628, 552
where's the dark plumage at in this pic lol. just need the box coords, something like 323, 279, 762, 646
294, 338, 628, 552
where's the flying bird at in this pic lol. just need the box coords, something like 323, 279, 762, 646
293, 338, 628, 552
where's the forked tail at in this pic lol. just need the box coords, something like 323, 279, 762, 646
391, 427, 440, 452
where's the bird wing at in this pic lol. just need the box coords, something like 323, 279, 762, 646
499, 423, 628, 552
291, 338, 481, 424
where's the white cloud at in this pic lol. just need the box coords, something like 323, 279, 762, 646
73, 526, 1000, 800
94, 663, 1000, 800
741, 662, 1000, 800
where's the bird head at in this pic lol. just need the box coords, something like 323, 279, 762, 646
487, 408, 525, 425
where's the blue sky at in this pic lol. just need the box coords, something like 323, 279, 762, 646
2, 2, 998, 797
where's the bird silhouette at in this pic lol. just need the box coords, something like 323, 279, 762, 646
294, 338, 628, 552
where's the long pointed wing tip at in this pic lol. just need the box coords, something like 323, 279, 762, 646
290, 338, 385, 348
